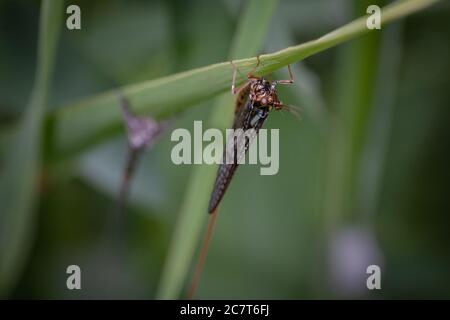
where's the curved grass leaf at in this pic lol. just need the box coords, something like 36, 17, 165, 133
49, 0, 441, 160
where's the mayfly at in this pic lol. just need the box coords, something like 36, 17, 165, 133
208, 57, 295, 213
188, 58, 296, 299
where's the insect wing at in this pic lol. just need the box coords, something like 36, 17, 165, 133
208, 100, 268, 213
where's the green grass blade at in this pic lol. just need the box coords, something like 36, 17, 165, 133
49, 0, 441, 160
327, 0, 384, 224
0, 0, 62, 296
358, 23, 404, 221
156, 0, 279, 299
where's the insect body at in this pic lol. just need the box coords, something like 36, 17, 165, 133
208, 58, 294, 213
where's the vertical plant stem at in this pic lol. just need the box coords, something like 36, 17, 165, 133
117, 148, 140, 218
357, 23, 404, 224
156, 0, 279, 299
325, 0, 384, 229
0, 0, 62, 296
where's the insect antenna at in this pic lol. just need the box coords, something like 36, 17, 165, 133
282, 104, 303, 121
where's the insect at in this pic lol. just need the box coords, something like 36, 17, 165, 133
208, 57, 295, 213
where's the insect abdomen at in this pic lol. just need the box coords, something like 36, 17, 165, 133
208, 163, 238, 213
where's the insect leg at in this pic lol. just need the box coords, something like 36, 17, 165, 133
230, 61, 250, 95
272, 64, 295, 86
247, 55, 261, 79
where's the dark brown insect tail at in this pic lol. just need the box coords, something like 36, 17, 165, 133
187, 208, 220, 299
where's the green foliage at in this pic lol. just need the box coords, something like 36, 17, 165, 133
156, 0, 279, 300
48, 0, 440, 160
0, 0, 63, 296
0, 0, 447, 299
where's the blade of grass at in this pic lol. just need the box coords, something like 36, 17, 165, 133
156, 0, 279, 299
324, 0, 382, 233
329, 0, 384, 225
322, 0, 384, 297
358, 22, 404, 223
47, 0, 441, 160
0, 0, 62, 296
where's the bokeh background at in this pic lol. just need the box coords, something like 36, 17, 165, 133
1, 0, 450, 299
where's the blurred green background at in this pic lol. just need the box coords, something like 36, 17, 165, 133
1, 0, 450, 299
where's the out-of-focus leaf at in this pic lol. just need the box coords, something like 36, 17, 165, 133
323, 0, 384, 298
0, 0, 62, 296
324, 0, 383, 226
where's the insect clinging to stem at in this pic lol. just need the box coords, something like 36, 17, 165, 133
208, 56, 296, 214
188, 57, 297, 299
